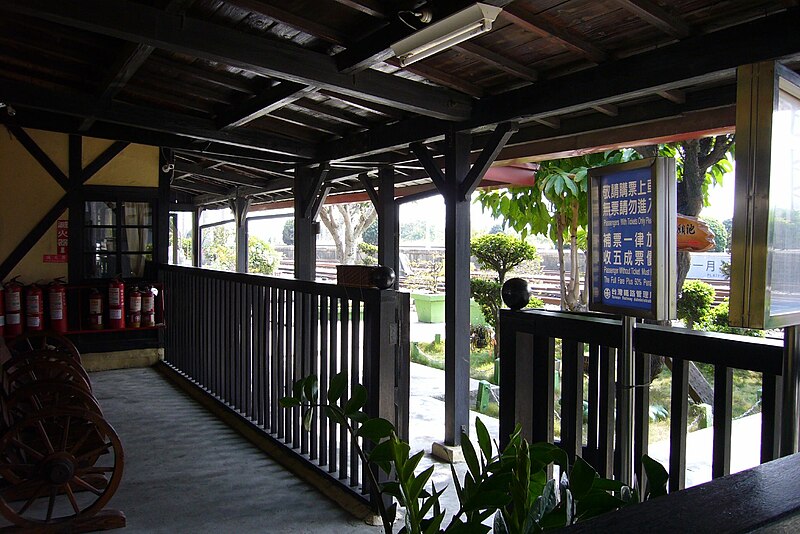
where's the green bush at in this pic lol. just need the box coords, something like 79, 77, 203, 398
703, 299, 763, 337
526, 295, 545, 309
471, 233, 538, 284
248, 236, 281, 274
357, 241, 378, 265
677, 280, 715, 329
470, 278, 501, 330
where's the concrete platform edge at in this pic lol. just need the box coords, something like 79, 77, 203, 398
153, 361, 380, 525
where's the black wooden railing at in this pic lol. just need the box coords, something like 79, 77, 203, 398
158, 264, 410, 507
499, 308, 784, 491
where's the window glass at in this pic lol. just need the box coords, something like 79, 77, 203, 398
169, 212, 194, 266
200, 222, 236, 271
84, 199, 155, 279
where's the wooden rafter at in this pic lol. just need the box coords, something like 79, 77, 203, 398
319, 8, 800, 162
502, 5, 608, 63
80, 0, 197, 130
460, 121, 518, 200
453, 42, 538, 82
217, 82, 312, 129
1, 0, 472, 121
387, 59, 484, 98
1, 77, 314, 158
615, 0, 690, 39
174, 162, 272, 188
330, 0, 387, 18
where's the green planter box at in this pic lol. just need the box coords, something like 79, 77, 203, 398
470, 298, 488, 326
411, 293, 446, 323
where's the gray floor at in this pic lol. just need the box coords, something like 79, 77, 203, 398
89, 368, 382, 534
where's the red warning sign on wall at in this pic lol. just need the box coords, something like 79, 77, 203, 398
43, 219, 69, 263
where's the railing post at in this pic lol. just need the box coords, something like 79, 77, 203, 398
618, 316, 636, 488
781, 325, 800, 456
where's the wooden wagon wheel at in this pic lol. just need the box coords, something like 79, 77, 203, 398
3, 353, 92, 394
7, 331, 81, 364
0, 408, 124, 528
5, 381, 103, 423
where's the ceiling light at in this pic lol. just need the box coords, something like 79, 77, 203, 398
391, 3, 503, 67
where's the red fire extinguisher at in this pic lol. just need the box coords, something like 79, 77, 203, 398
0, 286, 5, 338
88, 289, 103, 330
26, 284, 44, 332
142, 286, 156, 327
48, 277, 68, 333
4, 276, 24, 338
129, 287, 141, 328
108, 277, 125, 329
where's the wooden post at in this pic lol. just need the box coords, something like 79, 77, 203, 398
233, 196, 250, 273
157, 148, 173, 266
441, 130, 472, 446
293, 164, 329, 281
377, 166, 399, 289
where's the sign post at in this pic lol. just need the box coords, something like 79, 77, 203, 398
588, 157, 677, 486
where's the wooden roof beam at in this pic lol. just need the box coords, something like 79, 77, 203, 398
592, 104, 619, 117
174, 162, 273, 188
292, 98, 371, 128
319, 8, 800, 161
4, 0, 473, 121
387, 59, 484, 98
615, 0, 690, 39
216, 82, 312, 129
502, 5, 608, 63
453, 42, 538, 82
317, 89, 404, 119
1, 77, 314, 158
225, 0, 351, 45
80, 0, 197, 131
658, 89, 686, 104
330, 0, 388, 18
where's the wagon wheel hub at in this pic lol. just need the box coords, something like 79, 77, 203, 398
43, 454, 75, 485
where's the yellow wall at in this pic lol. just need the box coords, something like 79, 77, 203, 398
0, 128, 158, 284
83, 139, 158, 186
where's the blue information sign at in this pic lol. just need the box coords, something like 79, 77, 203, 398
588, 157, 676, 321
597, 168, 654, 310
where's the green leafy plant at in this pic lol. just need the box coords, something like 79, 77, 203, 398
358, 241, 378, 265
677, 280, 715, 329
471, 234, 539, 285
247, 235, 281, 274
703, 299, 763, 337
282, 374, 670, 534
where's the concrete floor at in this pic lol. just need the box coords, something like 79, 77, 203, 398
87, 368, 382, 534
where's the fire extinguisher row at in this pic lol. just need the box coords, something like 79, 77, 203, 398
1, 276, 159, 338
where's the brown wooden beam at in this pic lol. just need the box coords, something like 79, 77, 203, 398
615, 0, 690, 39
3, 0, 472, 120
6, 126, 69, 190
79, 141, 129, 184
317, 90, 404, 120
1, 77, 314, 158
216, 82, 311, 129
0, 194, 71, 281
658, 89, 686, 104
460, 121, 518, 199
226, 0, 351, 46
174, 162, 272, 188
387, 59, 485, 98
330, 0, 387, 18
80, 0, 198, 130
453, 42, 538, 82
502, 5, 609, 63
410, 142, 445, 192
592, 104, 619, 117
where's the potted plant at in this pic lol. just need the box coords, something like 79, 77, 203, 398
406, 257, 446, 323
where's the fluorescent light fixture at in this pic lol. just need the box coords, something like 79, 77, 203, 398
391, 3, 503, 67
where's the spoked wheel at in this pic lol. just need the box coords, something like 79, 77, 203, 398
0, 408, 124, 528
3, 353, 92, 394
7, 331, 81, 365
5, 381, 103, 423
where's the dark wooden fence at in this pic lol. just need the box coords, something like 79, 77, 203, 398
158, 264, 410, 507
499, 308, 784, 491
